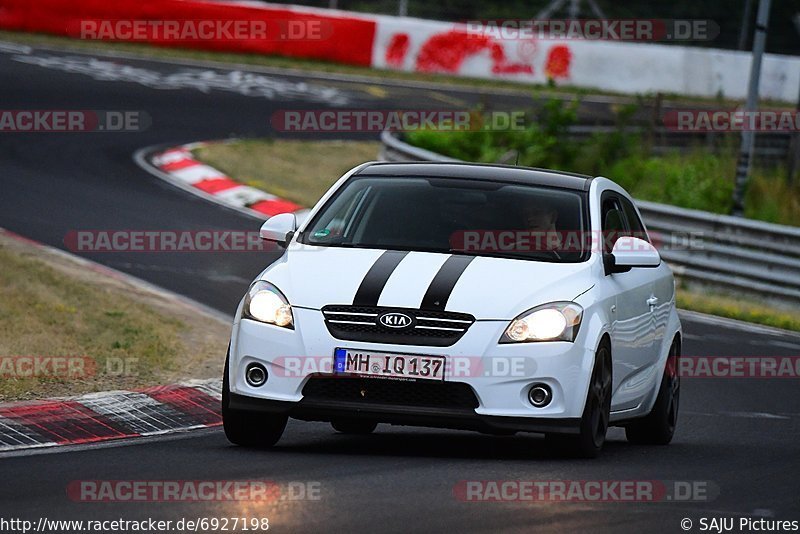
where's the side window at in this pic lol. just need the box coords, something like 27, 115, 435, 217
619, 196, 650, 243
312, 185, 371, 241
601, 196, 626, 253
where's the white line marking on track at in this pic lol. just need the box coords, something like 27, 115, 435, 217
685, 411, 792, 420
679, 310, 800, 340
0, 41, 32, 54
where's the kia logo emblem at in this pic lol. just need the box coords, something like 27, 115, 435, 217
378, 312, 413, 329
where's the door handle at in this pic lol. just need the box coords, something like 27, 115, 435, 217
646, 296, 659, 309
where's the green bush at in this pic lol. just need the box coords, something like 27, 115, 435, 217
406, 97, 799, 226
406, 98, 582, 169
606, 151, 735, 213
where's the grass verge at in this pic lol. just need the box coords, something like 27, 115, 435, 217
677, 290, 800, 332
194, 139, 380, 207
192, 137, 800, 333
605, 151, 800, 226
0, 231, 229, 401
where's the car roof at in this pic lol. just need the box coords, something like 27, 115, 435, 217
354, 161, 593, 191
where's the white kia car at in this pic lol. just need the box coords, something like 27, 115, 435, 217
223, 162, 681, 457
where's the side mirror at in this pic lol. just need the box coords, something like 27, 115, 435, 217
294, 209, 310, 229
604, 236, 660, 274
259, 213, 297, 246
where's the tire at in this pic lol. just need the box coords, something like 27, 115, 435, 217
546, 341, 612, 458
331, 420, 378, 434
625, 339, 680, 445
222, 354, 287, 447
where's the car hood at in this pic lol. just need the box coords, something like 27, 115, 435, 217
261, 244, 594, 320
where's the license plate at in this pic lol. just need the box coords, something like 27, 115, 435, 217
333, 348, 445, 381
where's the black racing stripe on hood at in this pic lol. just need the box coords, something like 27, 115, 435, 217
352, 250, 409, 306
420, 255, 476, 311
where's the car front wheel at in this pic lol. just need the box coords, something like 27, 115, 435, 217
222, 355, 287, 447
625, 339, 680, 445
546, 340, 612, 458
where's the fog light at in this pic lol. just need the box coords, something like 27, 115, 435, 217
528, 384, 552, 408
245, 363, 268, 387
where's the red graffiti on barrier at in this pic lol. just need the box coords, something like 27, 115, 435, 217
385, 32, 410, 67
382, 30, 532, 75
544, 44, 572, 79
383, 30, 573, 79
416, 31, 532, 74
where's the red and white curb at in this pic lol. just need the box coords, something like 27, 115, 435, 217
0, 228, 233, 453
0, 379, 223, 452
142, 141, 305, 220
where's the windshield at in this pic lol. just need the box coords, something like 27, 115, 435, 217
299, 176, 589, 263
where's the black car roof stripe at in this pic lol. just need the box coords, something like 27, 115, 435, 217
352, 250, 409, 306
420, 255, 476, 311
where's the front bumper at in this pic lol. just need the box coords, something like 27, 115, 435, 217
229, 306, 597, 428
228, 392, 581, 435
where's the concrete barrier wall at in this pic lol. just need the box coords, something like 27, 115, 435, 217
2, 0, 798, 101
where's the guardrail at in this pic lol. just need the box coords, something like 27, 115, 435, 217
564, 126, 791, 164
379, 130, 800, 305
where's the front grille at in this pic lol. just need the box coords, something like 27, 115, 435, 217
302, 375, 480, 410
321, 305, 475, 347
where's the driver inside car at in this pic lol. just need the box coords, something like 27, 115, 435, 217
518, 200, 562, 257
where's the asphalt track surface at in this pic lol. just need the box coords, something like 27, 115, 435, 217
1, 42, 799, 533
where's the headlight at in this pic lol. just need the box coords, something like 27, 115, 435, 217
242, 281, 293, 329
500, 302, 583, 343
